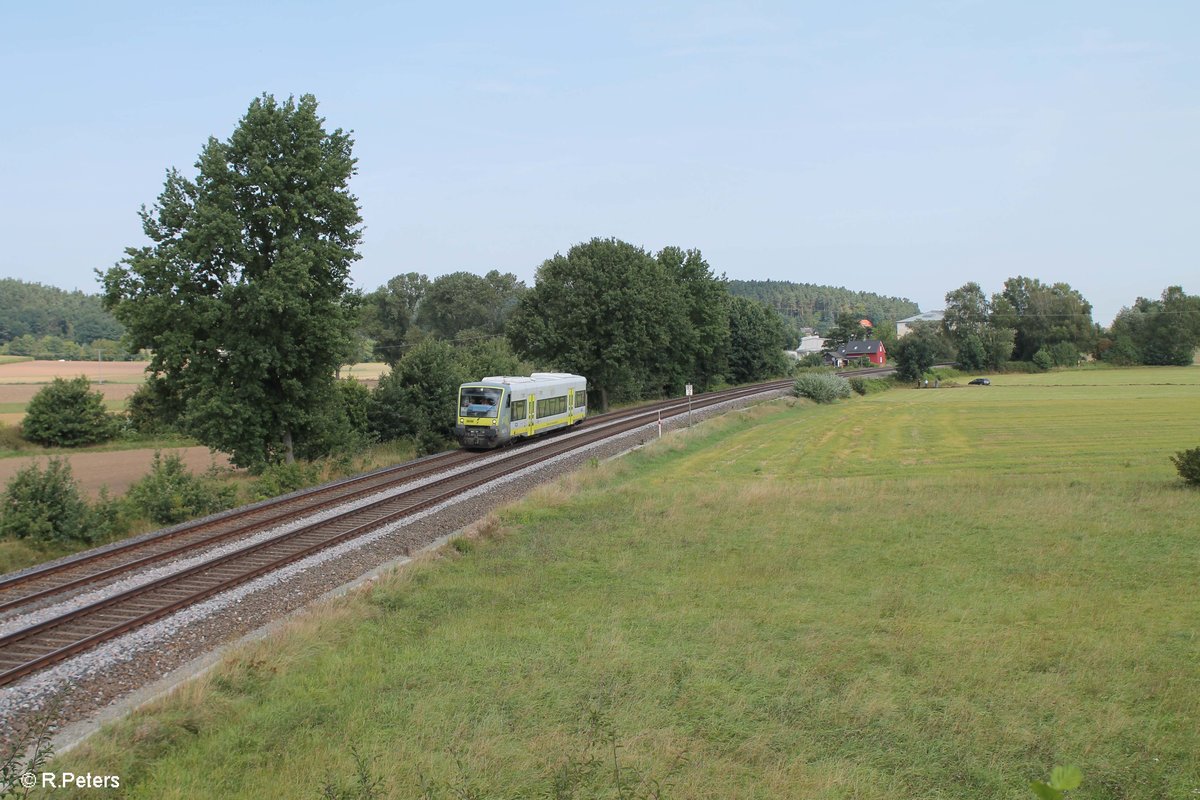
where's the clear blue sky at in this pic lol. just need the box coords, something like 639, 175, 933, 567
1, 1, 1196, 325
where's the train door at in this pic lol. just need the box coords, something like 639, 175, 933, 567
499, 391, 510, 439
567, 388, 574, 423
527, 394, 536, 432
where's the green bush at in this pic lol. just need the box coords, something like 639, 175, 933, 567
1047, 341, 1081, 367
795, 352, 825, 369
87, 487, 133, 542
794, 372, 852, 404
0, 458, 92, 544
21, 376, 119, 447
1031, 349, 1053, 371
338, 379, 373, 440
125, 381, 181, 435
250, 461, 321, 501
849, 377, 867, 395
125, 452, 237, 525
1171, 447, 1200, 487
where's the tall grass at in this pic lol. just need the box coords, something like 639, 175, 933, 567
43, 368, 1200, 799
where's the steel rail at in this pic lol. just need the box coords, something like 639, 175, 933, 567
0, 377, 818, 613
0, 379, 792, 687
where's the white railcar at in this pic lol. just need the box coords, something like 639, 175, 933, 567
456, 372, 587, 449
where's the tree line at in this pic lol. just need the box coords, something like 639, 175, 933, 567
884, 278, 1200, 380
726, 279, 919, 342
0, 278, 129, 359
98, 93, 792, 469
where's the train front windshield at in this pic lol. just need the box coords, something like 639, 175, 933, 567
460, 387, 502, 418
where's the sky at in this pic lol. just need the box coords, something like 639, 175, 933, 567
1, 1, 1196, 326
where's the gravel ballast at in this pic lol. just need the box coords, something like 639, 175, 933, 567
0, 390, 788, 748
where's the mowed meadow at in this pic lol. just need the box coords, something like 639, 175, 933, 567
50, 367, 1199, 799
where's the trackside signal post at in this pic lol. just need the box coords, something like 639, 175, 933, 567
685, 384, 693, 427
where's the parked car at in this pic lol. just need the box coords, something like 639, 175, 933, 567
968, 378, 991, 385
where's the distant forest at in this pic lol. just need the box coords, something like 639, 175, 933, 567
0, 275, 923, 359
726, 279, 921, 340
0, 278, 126, 358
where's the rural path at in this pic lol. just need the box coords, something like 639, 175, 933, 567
0, 447, 233, 497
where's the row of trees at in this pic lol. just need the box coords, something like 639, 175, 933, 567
939, 277, 1096, 371
101, 94, 792, 469
1102, 286, 1200, 366
0, 334, 136, 360
886, 279, 1199, 380
357, 270, 526, 365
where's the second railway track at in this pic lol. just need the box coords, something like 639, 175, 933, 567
0, 379, 797, 687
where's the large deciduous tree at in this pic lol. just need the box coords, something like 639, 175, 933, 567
416, 270, 526, 341
656, 246, 730, 393
727, 296, 789, 383
942, 281, 1016, 370
101, 94, 362, 469
361, 272, 429, 366
892, 321, 953, 381
1106, 286, 1200, 366
823, 311, 872, 351
507, 238, 686, 411
990, 276, 1094, 362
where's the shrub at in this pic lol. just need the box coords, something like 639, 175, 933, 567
338, 379, 373, 441
125, 381, 181, 435
21, 376, 119, 447
1171, 447, 1200, 487
794, 372, 852, 404
795, 352, 825, 369
125, 452, 237, 525
1031, 349, 1053, 370
87, 487, 133, 542
250, 461, 321, 501
0, 458, 92, 544
1047, 341, 1081, 367
849, 377, 867, 395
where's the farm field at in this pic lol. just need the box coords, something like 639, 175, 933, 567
44, 367, 1200, 798
0, 446, 231, 499
0, 361, 145, 427
0, 359, 390, 496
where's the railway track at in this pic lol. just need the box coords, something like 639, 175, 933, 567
0, 378, 795, 687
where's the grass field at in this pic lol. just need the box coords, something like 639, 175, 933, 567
43, 367, 1200, 799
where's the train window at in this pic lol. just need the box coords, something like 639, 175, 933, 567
511, 400, 526, 420
536, 395, 568, 418
460, 387, 501, 418
576, 390, 587, 407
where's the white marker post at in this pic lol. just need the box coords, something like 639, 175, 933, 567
657, 410, 662, 438
685, 384, 693, 427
